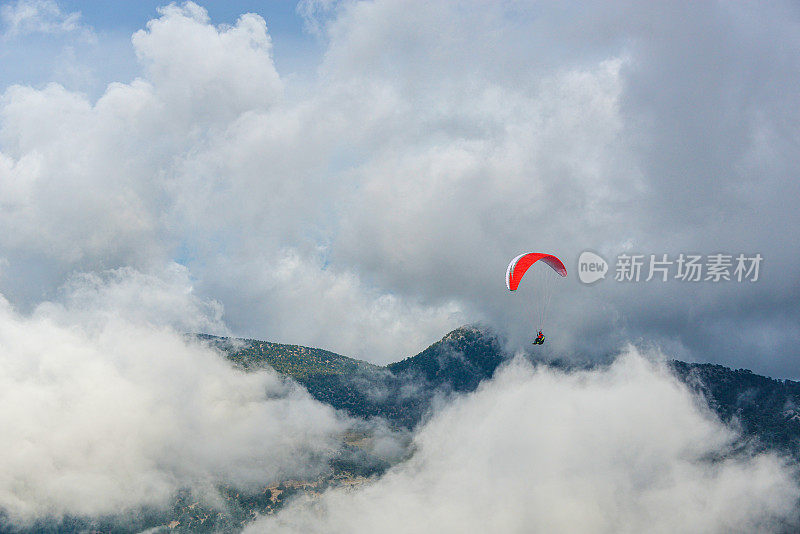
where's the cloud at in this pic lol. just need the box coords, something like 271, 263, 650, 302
247, 349, 800, 533
38, 263, 228, 335
0, 269, 348, 523
296, 0, 339, 36
0, 0, 799, 374
193, 249, 464, 363
1, 0, 91, 39
0, 2, 281, 275
132, 2, 282, 125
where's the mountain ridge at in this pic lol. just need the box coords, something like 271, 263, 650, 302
198, 325, 800, 459
6, 326, 798, 533
196, 324, 505, 429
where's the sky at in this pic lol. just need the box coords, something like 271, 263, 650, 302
1, 1, 800, 529
0, 1, 799, 378
1, 0, 798, 379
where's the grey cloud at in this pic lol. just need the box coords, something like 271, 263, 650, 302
0, 0, 798, 372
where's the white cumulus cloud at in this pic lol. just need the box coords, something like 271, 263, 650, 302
0, 268, 348, 523
249, 350, 800, 533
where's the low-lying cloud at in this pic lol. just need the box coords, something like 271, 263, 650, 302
249, 350, 800, 533
0, 268, 348, 523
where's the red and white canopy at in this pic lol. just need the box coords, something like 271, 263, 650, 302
505, 253, 567, 290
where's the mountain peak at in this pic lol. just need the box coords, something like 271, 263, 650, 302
387, 323, 506, 392
441, 323, 498, 343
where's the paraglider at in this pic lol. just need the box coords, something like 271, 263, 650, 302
533, 330, 545, 345
505, 252, 567, 344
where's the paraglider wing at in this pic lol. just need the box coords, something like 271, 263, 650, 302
505, 253, 567, 291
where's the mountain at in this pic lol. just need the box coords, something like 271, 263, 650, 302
199, 325, 507, 429
8, 327, 800, 533
204, 326, 800, 460
670, 361, 800, 457
387, 324, 506, 392
194, 333, 382, 378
